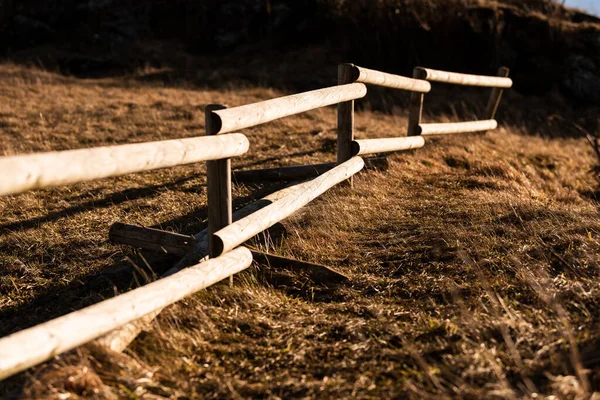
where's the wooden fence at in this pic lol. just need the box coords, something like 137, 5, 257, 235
0, 64, 511, 380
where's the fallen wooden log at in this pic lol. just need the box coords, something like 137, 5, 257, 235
107, 228, 347, 284
109, 223, 192, 256
251, 250, 349, 283
233, 157, 389, 183
233, 163, 335, 183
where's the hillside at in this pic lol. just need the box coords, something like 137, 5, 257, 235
1, 1, 600, 399
0, 61, 599, 398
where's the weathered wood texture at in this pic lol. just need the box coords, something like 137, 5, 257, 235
407, 68, 428, 136
351, 136, 425, 156
252, 250, 349, 283
206, 105, 233, 260
0, 134, 249, 197
419, 120, 498, 136
213, 157, 365, 256
0, 247, 253, 381
352, 65, 431, 93
111, 158, 391, 255
215, 159, 385, 253
98, 179, 338, 352
337, 64, 356, 165
484, 67, 511, 119
109, 223, 192, 256
213, 83, 367, 134
418, 67, 513, 88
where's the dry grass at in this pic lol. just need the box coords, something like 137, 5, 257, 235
0, 62, 600, 399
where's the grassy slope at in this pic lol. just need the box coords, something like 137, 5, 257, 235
0, 63, 600, 399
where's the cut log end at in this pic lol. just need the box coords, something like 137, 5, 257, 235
351, 141, 361, 156
205, 105, 225, 135
212, 235, 226, 258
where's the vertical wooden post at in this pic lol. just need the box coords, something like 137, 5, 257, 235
484, 67, 510, 120
407, 67, 427, 136
206, 104, 233, 283
337, 63, 355, 164
337, 63, 356, 187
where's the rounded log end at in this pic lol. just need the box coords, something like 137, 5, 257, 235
350, 141, 361, 157
354, 156, 366, 171
338, 63, 357, 81
422, 81, 433, 93
205, 104, 226, 135
350, 65, 361, 83
237, 134, 251, 153
212, 235, 226, 258
356, 83, 368, 98
415, 125, 424, 136
413, 67, 428, 80
108, 222, 126, 238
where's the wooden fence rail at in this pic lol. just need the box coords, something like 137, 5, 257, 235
417, 67, 513, 88
0, 134, 249, 197
419, 120, 498, 136
337, 63, 432, 170
0, 247, 253, 381
213, 157, 364, 256
352, 136, 425, 156
0, 62, 511, 381
352, 64, 432, 93
211, 83, 367, 135
408, 66, 511, 137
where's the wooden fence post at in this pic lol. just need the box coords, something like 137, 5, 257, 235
484, 67, 510, 120
337, 63, 356, 165
206, 105, 233, 283
407, 67, 428, 136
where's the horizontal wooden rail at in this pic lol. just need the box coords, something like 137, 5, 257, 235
351, 136, 425, 156
419, 120, 498, 136
211, 83, 367, 134
95, 180, 319, 352
212, 157, 365, 256
0, 247, 253, 381
352, 65, 431, 93
109, 223, 193, 256
0, 134, 250, 197
417, 67, 513, 88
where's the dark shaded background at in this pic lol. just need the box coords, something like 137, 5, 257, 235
1, 0, 600, 131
